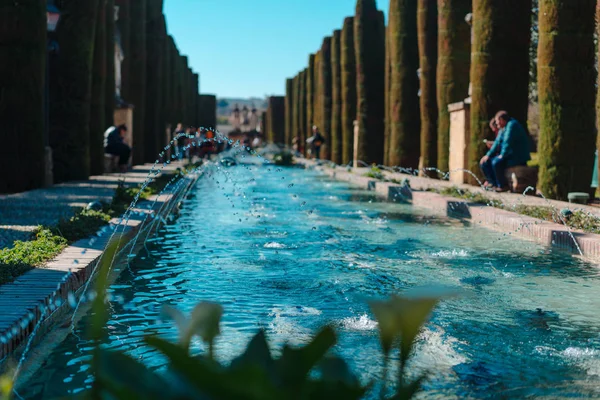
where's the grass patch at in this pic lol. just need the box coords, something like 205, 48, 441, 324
438, 186, 503, 207
0, 171, 180, 285
52, 209, 112, 243
436, 186, 600, 234
0, 229, 68, 285
364, 165, 384, 180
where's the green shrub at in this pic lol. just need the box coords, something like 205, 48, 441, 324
439, 187, 503, 208
0, 229, 68, 285
52, 209, 111, 243
365, 165, 384, 180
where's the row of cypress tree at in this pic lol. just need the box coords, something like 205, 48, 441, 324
0, 0, 215, 193
283, 0, 598, 201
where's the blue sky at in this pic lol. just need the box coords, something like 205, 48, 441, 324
164, 0, 389, 99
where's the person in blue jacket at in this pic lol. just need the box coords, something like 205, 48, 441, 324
479, 110, 531, 192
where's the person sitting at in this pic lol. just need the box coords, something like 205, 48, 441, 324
104, 124, 131, 173
306, 126, 325, 159
480, 110, 531, 192
484, 118, 500, 150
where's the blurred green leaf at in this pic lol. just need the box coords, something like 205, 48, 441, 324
94, 349, 173, 400
391, 373, 428, 400
277, 326, 337, 389
190, 302, 223, 345
160, 301, 223, 353
318, 356, 360, 387
230, 330, 276, 380
146, 336, 281, 400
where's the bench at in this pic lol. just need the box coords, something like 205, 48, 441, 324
505, 165, 538, 194
104, 154, 119, 173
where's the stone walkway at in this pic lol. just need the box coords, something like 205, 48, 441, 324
0, 163, 184, 249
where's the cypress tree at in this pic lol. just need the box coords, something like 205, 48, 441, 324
537, 0, 596, 200
105, 0, 116, 128
468, 0, 531, 183
306, 54, 315, 145
291, 75, 298, 146
143, 0, 165, 162
198, 95, 217, 130
128, 0, 147, 164
285, 78, 293, 146
295, 73, 302, 150
384, 24, 390, 166
331, 30, 343, 164
261, 111, 268, 141
193, 74, 200, 126
388, 0, 420, 168
436, 0, 471, 173
268, 96, 286, 144
115, 0, 130, 100
90, 0, 108, 176
417, 0, 438, 175
170, 38, 182, 128
161, 32, 172, 150
298, 70, 307, 152
313, 51, 321, 157
50, 0, 100, 182
180, 57, 189, 126
318, 37, 332, 160
341, 16, 357, 166
0, 0, 46, 192
354, 1, 386, 165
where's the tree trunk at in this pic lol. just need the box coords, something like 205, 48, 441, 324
537, 0, 596, 200
261, 111, 268, 141
299, 69, 307, 153
128, 0, 147, 164
388, 0, 420, 168
384, 24, 390, 166
105, 0, 116, 128
290, 75, 298, 142
341, 16, 357, 166
144, 0, 165, 163
0, 0, 46, 192
115, 0, 130, 102
285, 78, 293, 146
90, 0, 107, 176
160, 33, 171, 152
354, 1, 386, 165
318, 37, 332, 160
50, 0, 99, 182
313, 51, 321, 158
436, 0, 471, 173
417, 0, 438, 175
468, 0, 531, 183
306, 54, 315, 148
198, 95, 217, 130
331, 30, 343, 164
268, 96, 286, 144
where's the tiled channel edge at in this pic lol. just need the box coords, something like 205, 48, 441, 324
305, 163, 600, 261
0, 172, 200, 363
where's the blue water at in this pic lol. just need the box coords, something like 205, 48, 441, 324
20, 165, 600, 398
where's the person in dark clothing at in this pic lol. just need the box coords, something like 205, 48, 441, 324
480, 111, 531, 192
104, 124, 131, 172
306, 125, 325, 159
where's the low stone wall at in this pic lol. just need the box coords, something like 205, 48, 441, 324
303, 161, 600, 261
0, 171, 199, 363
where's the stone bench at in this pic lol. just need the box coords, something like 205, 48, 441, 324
505, 165, 538, 194
104, 154, 119, 173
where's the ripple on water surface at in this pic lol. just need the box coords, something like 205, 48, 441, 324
19, 165, 600, 399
